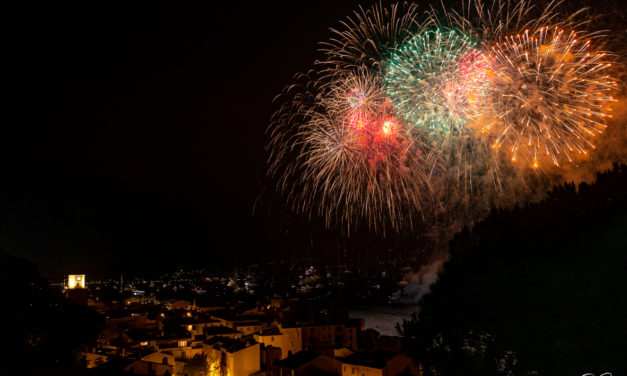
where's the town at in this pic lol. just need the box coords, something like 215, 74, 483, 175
63, 260, 423, 376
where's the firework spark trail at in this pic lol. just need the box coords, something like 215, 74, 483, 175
318, 2, 422, 78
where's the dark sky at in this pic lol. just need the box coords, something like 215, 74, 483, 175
2, 0, 370, 279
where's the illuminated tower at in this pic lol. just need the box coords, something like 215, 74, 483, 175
68, 274, 86, 289
67, 274, 88, 304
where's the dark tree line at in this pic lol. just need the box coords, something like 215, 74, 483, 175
0, 251, 102, 375
399, 165, 627, 376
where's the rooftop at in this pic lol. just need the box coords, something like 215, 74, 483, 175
234, 320, 262, 327
204, 337, 257, 353
341, 351, 399, 369
170, 316, 219, 325
256, 326, 281, 336
275, 351, 322, 369
204, 326, 241, 335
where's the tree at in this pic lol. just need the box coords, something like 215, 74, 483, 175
181, 355, 209, 376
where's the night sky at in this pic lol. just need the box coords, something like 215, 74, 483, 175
4, 0, 624, 280
2, 1, 369, 279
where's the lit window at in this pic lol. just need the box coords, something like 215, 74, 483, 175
187, 325, 193, 331
178, 341, 186, 347
140, 341, 148, 346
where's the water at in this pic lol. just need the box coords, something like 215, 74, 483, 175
348, 305, 418, 336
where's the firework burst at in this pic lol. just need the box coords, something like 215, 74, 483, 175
268, 69, 436, 232
384, 28, 483, 140
473, 26, 617, 168
320, 69, 386, 123
301, 111, 432, 232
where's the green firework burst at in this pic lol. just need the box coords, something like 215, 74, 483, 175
384, 28, 480, 141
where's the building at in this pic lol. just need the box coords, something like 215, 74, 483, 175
155, 337, 198, 360
204, 337, 261, 376
343, 319, 362, 350
234, 320, 264, 336
204, 325, 243, 340
141, 351, 176, 368
254, 325, 303, 359
302, 324, 336, 354
260, 345, 283, 371
172, 315, 220, 337
212, 313, 271, 334
68, 274, 86, 289
334, 347, 355, 359
340, 351, 419, 376
302, 321, 360, 354
123, 360, 173, 376
107, 311, 160, 331
80, 351, 109, 368
275, 351, 342, 376
169, 299, 192, 310
67, 274, 89, 305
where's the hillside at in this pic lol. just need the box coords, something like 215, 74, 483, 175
400, 165, 627, 376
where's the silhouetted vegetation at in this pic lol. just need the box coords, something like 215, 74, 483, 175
0, 251, 102, 375
399, 165, 627, 376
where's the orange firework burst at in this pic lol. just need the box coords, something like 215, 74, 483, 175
474, 26, 617, 168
